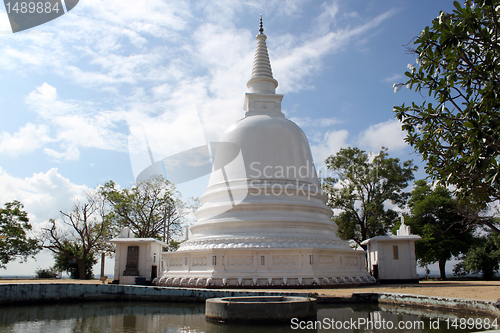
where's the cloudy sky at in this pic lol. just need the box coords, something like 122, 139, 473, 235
0, 0, 457, 276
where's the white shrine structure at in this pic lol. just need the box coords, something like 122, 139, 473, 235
153, 19, 374, 287
110, 227, 167, 285
361, 216, 421, 283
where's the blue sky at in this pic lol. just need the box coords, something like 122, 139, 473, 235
0, 0, 458, 276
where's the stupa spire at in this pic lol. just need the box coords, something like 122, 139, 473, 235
243, 17, 283, 117
247, 16, 278, 94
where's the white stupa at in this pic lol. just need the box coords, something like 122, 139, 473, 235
155, 18, 373, 287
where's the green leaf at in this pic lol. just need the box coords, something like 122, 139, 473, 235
394, 0, 500, 218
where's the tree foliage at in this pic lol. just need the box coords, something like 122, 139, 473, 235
42, 191, 111, 279
53, 243, 97, 279
454, 232, 500, 279
0, 201, 41, 269
323, 147, 417, 248
35, 266, 59, 279
101, 176, 184, 242
394, 0, 500, 231
405, 180, 474, 279
167, 239, 183, 251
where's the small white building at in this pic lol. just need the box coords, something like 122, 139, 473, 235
361, 218, 421, 283
110, 228, 168, 285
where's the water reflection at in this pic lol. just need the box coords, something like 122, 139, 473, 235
0, 301, 495, 333
315, 304, 495, 333
0, 302, 206, 333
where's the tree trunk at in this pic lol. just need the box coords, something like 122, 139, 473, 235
166, 214, 171, 246
162, 215, 166, 242
438, 259, 446, 280
77, 258, 86, 280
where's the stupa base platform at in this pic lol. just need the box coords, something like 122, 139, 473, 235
153, 248, 375, 288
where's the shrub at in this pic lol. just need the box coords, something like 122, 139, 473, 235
35, 267, 59, 279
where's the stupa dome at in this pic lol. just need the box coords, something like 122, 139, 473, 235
207, 114, 319, 187
187, 109, 343, 249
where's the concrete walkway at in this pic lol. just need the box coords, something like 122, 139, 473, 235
259, 280, 500, 302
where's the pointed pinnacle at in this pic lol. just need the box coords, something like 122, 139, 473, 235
259, 15, 264, 34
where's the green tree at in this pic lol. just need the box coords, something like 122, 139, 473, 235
405, 180, 474, 279
168, 239, 183, 251
101, 176, 184, 242
42, 191, 111, 279
455, 233, 500, 279
0, 201, 41, 268
323, 147, 417, 249
393, 1, 500, 232
35, 266, 59, 279
53, 243, 97, 279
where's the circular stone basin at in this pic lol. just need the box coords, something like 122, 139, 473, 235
205, 296, 317, 323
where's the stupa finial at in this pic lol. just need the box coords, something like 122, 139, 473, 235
246, 16, 278, 94
243, 16, 284, 117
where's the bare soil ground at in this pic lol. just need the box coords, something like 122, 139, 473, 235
282, 280, 500, 302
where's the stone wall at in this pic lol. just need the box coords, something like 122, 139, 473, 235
0, 283, 312, 305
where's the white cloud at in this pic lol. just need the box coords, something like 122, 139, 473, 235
310, 129, 349, 171
0, 167, 87, 225
357, 119, 408, 153
44, 146, 80, 161
290, 116, 341, 128
6, 3, 397, 132
1, 1, 397, 98
272, 9, 397, 93
315, 1, 340, 34
25, 83, 76, 118
273, 0, 308, 16
0, 123, 52, 156
308, 119, 409, 177
25, 83, 128, 160
0, 0, 190, 87
127, 104, 207, 180
383, 73, 404, 84
0, 6, 11, 34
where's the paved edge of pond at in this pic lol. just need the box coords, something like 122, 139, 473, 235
0, 283, 315, 305
343, 292, 500, 318
0, 283, 499, 318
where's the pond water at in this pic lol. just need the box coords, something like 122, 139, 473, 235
0, 301, 497, 333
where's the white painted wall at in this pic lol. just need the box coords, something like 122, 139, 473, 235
110, 239, 165, 284
363, 235, 420, 281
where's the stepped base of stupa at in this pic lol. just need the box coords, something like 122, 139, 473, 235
154, 247, 374, 288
